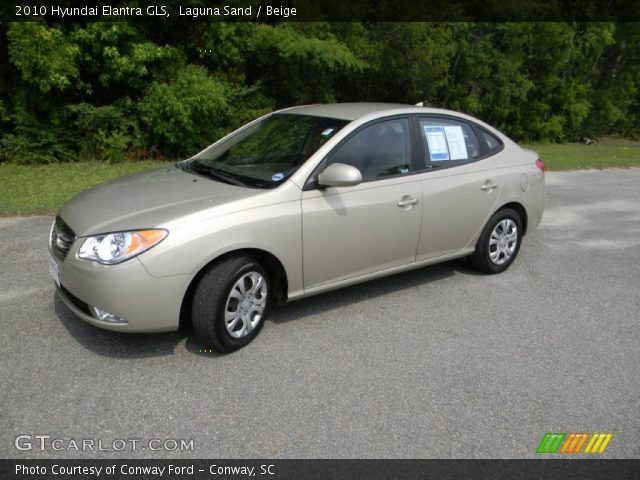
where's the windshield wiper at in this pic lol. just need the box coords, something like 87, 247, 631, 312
188, 163, 248, 187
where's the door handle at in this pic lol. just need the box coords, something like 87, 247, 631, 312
397, 196, 419, 208
481, 181, 499, 191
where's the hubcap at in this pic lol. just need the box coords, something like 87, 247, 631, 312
224, 271, 268, 339
489, 219, 518, 265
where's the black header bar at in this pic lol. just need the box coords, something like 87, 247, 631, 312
3, 0, 640, 22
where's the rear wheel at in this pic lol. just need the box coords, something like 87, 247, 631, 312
192, 256, 270, 352
469, 208, 523, 274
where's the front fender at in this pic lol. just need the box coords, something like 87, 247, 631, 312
137, 197, 304, 299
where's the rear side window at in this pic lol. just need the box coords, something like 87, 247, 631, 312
418, 118, 480, 169
479, 129, 503, 154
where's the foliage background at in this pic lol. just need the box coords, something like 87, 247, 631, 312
0, 21, 638, 164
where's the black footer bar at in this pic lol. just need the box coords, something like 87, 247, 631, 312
4, 459, 640, 480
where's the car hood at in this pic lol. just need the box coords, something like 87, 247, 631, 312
59, 167, 261, 236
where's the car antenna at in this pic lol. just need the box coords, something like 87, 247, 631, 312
415, 101, 424, 107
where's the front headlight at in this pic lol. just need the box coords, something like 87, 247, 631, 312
77, 229, 168, 265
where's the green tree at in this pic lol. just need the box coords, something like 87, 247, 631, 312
1, 21, 639, 163
139, 65, 272, 157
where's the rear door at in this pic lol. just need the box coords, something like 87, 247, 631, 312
415, 116, 503, 260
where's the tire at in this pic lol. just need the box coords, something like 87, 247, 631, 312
192, 255, 271, 353
469, 208, 523, 274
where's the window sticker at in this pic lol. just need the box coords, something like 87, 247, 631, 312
423, 126, 449, 161
444, 125, 468, 160
271, 172, 284, 182
321, 128, 335, 136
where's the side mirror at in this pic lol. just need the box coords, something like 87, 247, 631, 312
317, 163, 363, 188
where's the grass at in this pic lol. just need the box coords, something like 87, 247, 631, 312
0, 160, 167, 216
1, 138, 640, 216
524, 137, 640, 170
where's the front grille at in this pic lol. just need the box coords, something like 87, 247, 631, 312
51, 216, 76, 260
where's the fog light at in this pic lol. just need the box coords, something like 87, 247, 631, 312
90, 306, 128, 324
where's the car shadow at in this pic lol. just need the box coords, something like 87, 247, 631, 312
268, 258, 478, 324
54, 295, 211, 359
55, 258, 478, 358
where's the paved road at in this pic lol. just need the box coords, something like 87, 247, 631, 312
1, 169, 638, 459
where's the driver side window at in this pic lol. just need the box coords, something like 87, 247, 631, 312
326, 118, 411, 182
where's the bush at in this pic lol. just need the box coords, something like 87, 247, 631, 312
139, 65, 272, 157
68, 102, 142, 162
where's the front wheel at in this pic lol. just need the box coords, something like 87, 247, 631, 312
192, 256, 271, 353
469, 208, 523, 274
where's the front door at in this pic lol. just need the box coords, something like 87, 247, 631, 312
301, 117, 423, 290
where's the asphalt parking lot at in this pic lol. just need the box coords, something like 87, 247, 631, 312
1, 169, 638, 459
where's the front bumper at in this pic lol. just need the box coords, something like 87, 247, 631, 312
50, 241, 191, 333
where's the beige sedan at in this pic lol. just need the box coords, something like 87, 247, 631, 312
49, 103, 545, 352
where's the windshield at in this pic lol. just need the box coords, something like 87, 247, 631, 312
187, 113, 348, 188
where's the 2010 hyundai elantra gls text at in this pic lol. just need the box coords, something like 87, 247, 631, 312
49, 103, 545, 352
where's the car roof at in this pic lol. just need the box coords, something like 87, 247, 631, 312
274, 103, 509, 142
278, 103, 416, 121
